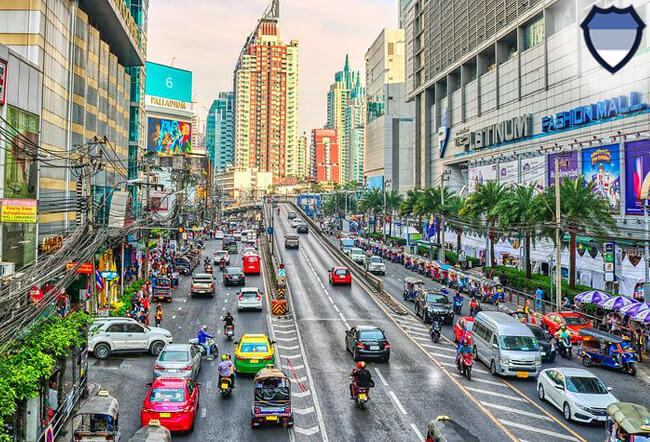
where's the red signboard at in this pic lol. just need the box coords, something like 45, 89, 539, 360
0, 58, 6, 105
66, 262, 94, 274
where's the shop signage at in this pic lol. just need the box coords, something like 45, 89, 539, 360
0, 199, 37, 223
542, 91, 646, 133
455, 115, 532, 152
100, 271, 119, 281
40, 235, 63, 254
66, 262, 94, 274
603, 242, 615, 282
147, 95, 190, 111
0, 58, 6, 105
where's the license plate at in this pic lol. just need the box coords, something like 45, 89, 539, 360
516, 371, 529, 378
159, 413, 170, 418
358, 393, 367, 400
541, 352, 546, 356
167, 369, 177, 373
266, 416, 279, 421
221, 383, 229, 389
251, 359, 259, 364
370, 345, 379, 350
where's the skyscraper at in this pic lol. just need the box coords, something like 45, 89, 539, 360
313, 129, 340, 184
233, 0, 299, 182
344, 82, 366, 184
206, 92, 235, 173
296, 133, 308, 179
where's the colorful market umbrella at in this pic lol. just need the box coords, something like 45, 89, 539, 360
597, 296, 638, 310
618, 302, 650, 316
632, 308, 650, 323
574, 290, 611, 305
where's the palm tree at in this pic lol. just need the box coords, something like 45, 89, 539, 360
359, 188, 383, 233
384, 190, 403, 237
494, 184, 544, 278
444, 195, 467, 257
542, 177, 617, 289
415, 186, 455, 248
460, 181, 509, 267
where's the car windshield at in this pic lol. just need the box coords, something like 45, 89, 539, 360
371, 257, 381, 263
335, 269, 348, 276
564, 316, 587, 326
149, 388, 186, 402
498, 335, 539, 351
529, 327, 548, 341
465, 322, 474, 331
216, 251, 227, 256
159, 350, 189, 362
89, 323, 105, 334
194, 277, 212, 283
565, 376, 608, 394
242, 290, 259, 298
240, 343, 268, 353
227, 268, 242, 275
358, 330, 385, 340
426, 294, 449, 304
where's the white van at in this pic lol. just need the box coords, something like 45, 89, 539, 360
472, 311, 542, 379
241, 229, 256, 242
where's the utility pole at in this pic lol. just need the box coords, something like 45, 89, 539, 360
439, 175, 446, 263
84, 143, 97, 314
554, 158, 562, 310
144, 159, 151, 283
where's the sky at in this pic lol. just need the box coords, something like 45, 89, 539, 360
147, 0, 399, 136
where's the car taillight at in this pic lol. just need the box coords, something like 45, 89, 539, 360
384, 343, 391, 348
357, 343, 366, 349
142, 406, 155, 413
153, 364, 164, 370
254, 407, 261, 414
210, 283, 214, 289
238, 295, 243, 301
261, 355, 273, 360
236, 355, 245, 360
256, 295, 262, 301
179, 365, 193, 371
284, 407, 291, 413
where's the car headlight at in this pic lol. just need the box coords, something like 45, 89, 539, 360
535, 360, 542, 367
575, 403, 591, 413
499, 357, 509, 365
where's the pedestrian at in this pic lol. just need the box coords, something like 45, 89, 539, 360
138, 308, 147, 325
535, 287, 544, 311
636, 328, 645, 362
142, 295, 150, 314
523, 299, 531, 323
155, 304, 163, 327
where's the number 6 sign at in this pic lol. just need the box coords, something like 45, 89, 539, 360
166, 76, 173, 88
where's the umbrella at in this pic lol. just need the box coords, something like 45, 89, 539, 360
632, 308, 650, 323
574, 290, 611, 305
598, 296, 637, 310
618, 302, 650, 316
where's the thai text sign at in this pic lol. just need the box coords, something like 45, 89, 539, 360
1, 199, 37, 223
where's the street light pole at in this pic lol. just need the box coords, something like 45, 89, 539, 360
554, 158, 562, 310
439, 176, 445, 263
644, 202, 650, 302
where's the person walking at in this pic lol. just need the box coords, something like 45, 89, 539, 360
535, 287, 544, 311
523, 299, 531, 323
155, 304, 163, 327
635, 328, 645, 362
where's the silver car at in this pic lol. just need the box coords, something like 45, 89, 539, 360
153, 343, 202, 380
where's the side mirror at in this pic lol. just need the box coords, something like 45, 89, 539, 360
146, 382, 152, 387
271, 340, 276, 345
328, 267, 333, 273
196, 383, 203, 388
234, 341, 239, 345
492, 343, 498, 349
607, 386, 613, 392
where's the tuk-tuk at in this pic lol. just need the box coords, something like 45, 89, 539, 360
606, 402, 650, 442
403, 277, 425, 301
578, 328, 637, 375
152, 276, 172, 303
426, 416, 480, 442
128, 420, 171, 442
251, 366, 294, 428
72, 390, 121, 441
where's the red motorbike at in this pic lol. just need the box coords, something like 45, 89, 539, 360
456, 353, 473, 380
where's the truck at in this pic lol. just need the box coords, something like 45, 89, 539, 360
340, 238, 355, 254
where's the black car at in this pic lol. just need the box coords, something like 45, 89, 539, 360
415, 292, 454, 324
296, 224, 308, 234
345, 325, 390, 362
173, 258, 192, 275
526, 324, 556, 362
223, 267, 245, 286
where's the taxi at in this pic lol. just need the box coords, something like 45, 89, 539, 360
541, 311, 590, 343
234, 334, 275, 374
140, 377, 200, 432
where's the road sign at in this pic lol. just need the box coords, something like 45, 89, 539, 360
603, 242, 615, 282
45, 426, 54, 442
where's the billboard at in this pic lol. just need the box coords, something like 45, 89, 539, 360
147, 117, 192, 156
1, 199, 37, 223
5, 106, 39, 199
498, 160, 518, 187
520, 156, 545, 191
468, 163, 497, 193
547, 151, 579, 187
625, 140, 650, 215
582, 144, 620, 211
145, 62, 192, 102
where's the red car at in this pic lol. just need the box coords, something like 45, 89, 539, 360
329, 266, 352, 285
453, 316, 474, 345
541, 311, 591, 343
141, 378, 200, 432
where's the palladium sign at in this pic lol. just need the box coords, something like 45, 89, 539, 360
455, 114, 532, 152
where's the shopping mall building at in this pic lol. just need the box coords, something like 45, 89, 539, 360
401, 0, 650, 294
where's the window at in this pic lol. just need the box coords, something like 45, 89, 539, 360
358, 329, 385, 340
106, 324, 125, 333
124, 323, 144, 333
159, 351, 189, 362
498, 335, 539, 351
149, 388, 185, 402
566, 376, 608, 394
240, 343, 269, 353
524, 15, 544, 50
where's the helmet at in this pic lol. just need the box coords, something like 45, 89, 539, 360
561, 324, 567, 330
202, 325, 207, 330
359, 361, 366, 368
221, 354, 228, 361
356, 362, 363, 369
226, 311, 231, 316
462, 339, 468, 346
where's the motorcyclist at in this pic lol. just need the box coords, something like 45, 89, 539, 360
456, 339, 473, 369
349, 361, 374, 399
453, 291, 463, 314
555, 324, 570, 342
222, 312, 235, 334
469, 297, 480, 316
218, 353, 235, 388
204, 256, 210, 265
197, 325, 214, 356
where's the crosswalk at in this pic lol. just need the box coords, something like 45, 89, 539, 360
390, 314, 584, 442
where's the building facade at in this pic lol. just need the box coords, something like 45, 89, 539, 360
364, 28, 415, 193
313, 128, 340, 184
296, 133, 307, 179
344, 85, 366, 184
206, 92, 235, 173
233, 0, 299, 182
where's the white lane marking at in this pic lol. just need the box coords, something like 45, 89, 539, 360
440, 361, 489, 374
499, 420, 579, 441
429, 352, 456, 360
272, 323, 295, 329
275, 337, 298, 342
374, 367, 389, 387
411, 422, 425, 442
406, 330, 431, 337
293, 406, 315, 415
450, 373, 507, 387
294, 426, 320, 436
183, 299, 187, 303
177, 307, 182, 310
283, 354, 302, 359
481, 401, 553, 421
388, 391, 408, 415
466, 387, 527, 402
333, 304, 341, 313
206, 381, 212, 391
412, 335, 431, 342
283, 364, 304, 370
419, 343, 455, 353
278, 345, 299, 350
274, 329, 296, 334
292, 390, 311, 398
200, 407, 206, 418
398, 323, 429, 332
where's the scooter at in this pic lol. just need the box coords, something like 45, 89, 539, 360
219, 261, 226, 272
453, 296, 463, 315
351, 381, 370, 410
557, 335, 572, 360
219, 376, 233, 399
188, 337, 219, 360
430, 317, 442, 344
224, 325, 235, 341
456, 353, 473, 380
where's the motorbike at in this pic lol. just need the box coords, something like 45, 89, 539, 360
557, 335, 572, 360
453, 296, 463, 315
224, 325, 235, 341
430, 316, 443, 343
219, 376, 233, 399
350, 380, 370, 410
219, 260, 226, 271
188, 337, 219, 359
456, 353, 473, 380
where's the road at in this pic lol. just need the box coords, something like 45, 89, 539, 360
89, 237, 288, 441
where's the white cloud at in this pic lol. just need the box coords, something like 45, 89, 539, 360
147, 0, 397, 134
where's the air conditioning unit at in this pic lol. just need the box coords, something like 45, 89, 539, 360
0, 262, 15, 278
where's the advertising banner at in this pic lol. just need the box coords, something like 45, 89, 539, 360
468, 163, 497, 193
547, 151, 579, 187
147, 116, 192, 156
582, 144, 620, 211
1, 199, 37, 222
498, 160, 518, 187
520, 156, 545, 191
5, 106, 39, 199
145, 62, 192, 102
625, 139, 650, 215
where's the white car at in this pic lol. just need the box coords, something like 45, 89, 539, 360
349, 248, 366, 265
215, 231, 225, 240
89, 317, 173, 360
242, 247, 257, 255
537, 367, 617, 423
291, 218, 302, 228
366, 255, 386, 275
237, 287, 263, 311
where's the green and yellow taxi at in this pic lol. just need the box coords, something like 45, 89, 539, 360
234, 334, 275, 374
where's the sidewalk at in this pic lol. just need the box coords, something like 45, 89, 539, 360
57, 382, 101, 440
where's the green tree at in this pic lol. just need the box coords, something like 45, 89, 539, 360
444, 195, 467, 256
309, 182, 324, 193
460, 181, 509, 267
359, 188, 383, 233
415, 186, 455, 247
542, 177, 617, 288
384, 190, 403, 237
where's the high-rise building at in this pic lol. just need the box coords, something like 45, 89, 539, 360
234, 0, 299, 182
312, 129, 339, 184
344, 83, 366, 184
206, 92, 235, 173
326, 55, 363, 183
296, 134, 308, 179
364, 28, 415, 193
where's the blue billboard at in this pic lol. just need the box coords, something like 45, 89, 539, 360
145, 62, 192, 102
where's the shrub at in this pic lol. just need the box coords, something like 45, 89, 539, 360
486, 266, 594, 301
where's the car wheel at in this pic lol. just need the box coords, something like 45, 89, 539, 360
563, 403, 572, 421
423, 311, 430, 323
150, 341, 165, 356
94, 343, 111, 360
353, 348, 360, 362
384, 354, 390, 362
537, 384, 545, 401
490, 360, 498, 376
